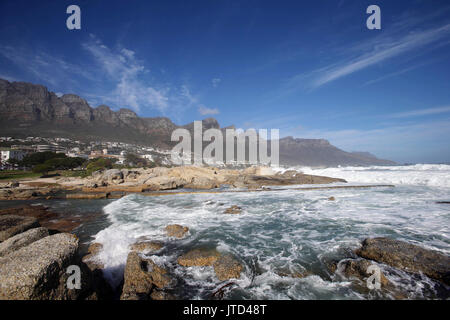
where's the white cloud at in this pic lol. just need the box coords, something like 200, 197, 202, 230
0, 45, 95, 87
82, 35, 204, 115
198, 105, 219, 115
211, 78, 221, 87
82, 36, 170, 113
389, 106, 450, 118
0, 74, 18, 82
286, 23, 450, 91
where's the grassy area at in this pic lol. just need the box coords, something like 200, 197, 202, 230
58, 170, 89, 178
0, 170, 42, 180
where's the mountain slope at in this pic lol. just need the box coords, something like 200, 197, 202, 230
0, 79, 395, 166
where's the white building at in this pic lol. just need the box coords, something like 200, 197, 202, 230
0, 150, 26, 164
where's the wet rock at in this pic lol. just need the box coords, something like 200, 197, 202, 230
81, 243, 114, 300
356, 237, 450, 285
130, 240, 163, 253
120, 251, 153, 300
213, 254, 243, 281
165, 224, 189, 238
275, 268, 313, 279
150, 290, 176, 300
120, 251, 173, 300
0, 227, 49, 257
0, 233, 91, 300
178, 248, 221, 267
66, 193, 109, 200
82, 243, 104, 271
0, 215, 40, 242
146, 259, 173, 289
277, 170, 299, 178
337, 258, 390, 287
224, 205, 242, 214
328, 196, 335, 201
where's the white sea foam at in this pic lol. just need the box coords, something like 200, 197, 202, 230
92, 164, 450, 298
277, 164, 450, 188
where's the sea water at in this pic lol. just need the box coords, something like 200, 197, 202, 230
90, 164, 450, 299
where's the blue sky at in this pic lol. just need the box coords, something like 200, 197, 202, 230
0, 0, 450, 163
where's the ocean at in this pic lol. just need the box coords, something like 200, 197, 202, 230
4, 164, 447, 299
87, 164, 450, 299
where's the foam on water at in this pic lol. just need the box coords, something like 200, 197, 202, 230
93, 165, 450, 299
281, 164, 450, 188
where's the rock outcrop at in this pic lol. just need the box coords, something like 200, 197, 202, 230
336, 258, 390, 287
0, 227, 49, 257
223, 205, 242, 214
213, 254, 243, 281
178, 248, 243, 281
130, 240, 164, 253
0, 215, 40, 242
120, 251, 173, 300
178, 248, 221, 267
165, 224, 189, 238
355, 238, 450, 285
0, 233, 88, 299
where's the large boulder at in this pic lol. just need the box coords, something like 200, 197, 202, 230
0, 215, 40, 242
165, 224, 189, 239
144, 176, 184, 190
82, 242, 104, 271
0, 227, 49, 257
223, 205, 242, 214
0, 233, 92, 299
213, 254, 243, 281
356, 237, 450, 285
103, 169, 124, 181
336, 258, 390, 287
178, 248, 221, 267
120, 251, 172, 300
130, 240, 163, 253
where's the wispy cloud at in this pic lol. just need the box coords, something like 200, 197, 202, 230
0, 44, 95, 87
308, 23, 450, 89
198, 105, 219, 115
211, 78, 221, 87
389, 106, 450, 118
82, 35, 204, 115
0, 74, 18, 82
82, 35, 169, 113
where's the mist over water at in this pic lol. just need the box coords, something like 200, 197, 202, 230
92, 165, 450, 299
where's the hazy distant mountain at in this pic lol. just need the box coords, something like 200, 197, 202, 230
0, 79, 395, 166
278, 137, 395, 166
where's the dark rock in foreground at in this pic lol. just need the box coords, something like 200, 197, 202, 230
0, 215, 40, 242
213, 254, 243, 281
356, 237, 450, 285
120, 251, 173, 300
0, 227, 49, 257
336, 258, 390, 287
0, 233, 84, 299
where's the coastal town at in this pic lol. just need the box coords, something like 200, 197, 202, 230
0, 136, 172, 170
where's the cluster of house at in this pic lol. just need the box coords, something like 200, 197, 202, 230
0, 136, 164, 169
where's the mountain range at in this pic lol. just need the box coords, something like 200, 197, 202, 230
0, 79, 395, 166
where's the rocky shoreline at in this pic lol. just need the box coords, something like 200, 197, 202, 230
0, 166, 347, 201
0, 166, 448, 300
0, 201, 449, 300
